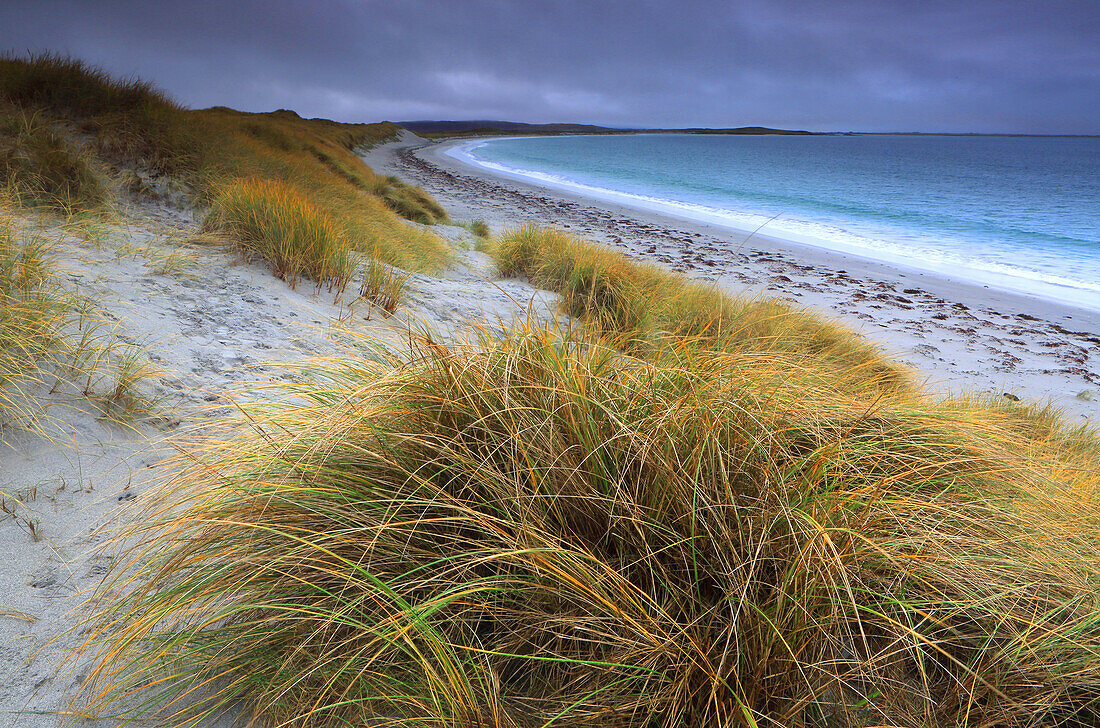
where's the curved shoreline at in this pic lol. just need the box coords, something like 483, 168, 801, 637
361, 133, 1100, 422
444, 135, 1100, 313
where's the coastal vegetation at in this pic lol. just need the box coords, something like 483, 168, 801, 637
0, 110, 105, 211
469, 218, 490, 238
203, 178, 354, 290
82, 323, 1100, 728
358, 257, 410, 314
0, 210, 150, 437
370, 173, 449, 224
0, 52, 451, 281
490, 224, 907, 391
1, 53, 1098, 727
0, 214, 73, 430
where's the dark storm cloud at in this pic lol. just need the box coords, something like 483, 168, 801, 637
1, 0, 1097, 133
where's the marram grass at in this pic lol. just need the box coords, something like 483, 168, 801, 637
81, 323, 1100, 727
371, 173, 449, 225
0, 212, 71, 428
204, 177, 353, 291
491, 224, 908, 392
0, 208, 153, 436
0, 109, 105, 212
1, 52, 453, 275
358, 257, 410, 315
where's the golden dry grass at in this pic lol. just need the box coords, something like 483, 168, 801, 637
491, 224, 909, 392
1, 53, 453, 277
0, 213, 71, 429
204, 177, 353, 290
186, 106, 452, 273
357, 257, 410, 314
80, 323, 1100, 728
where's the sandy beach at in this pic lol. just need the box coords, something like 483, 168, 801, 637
13, 0, 1100, 718
2, 4, 1098, 718
363, 133, 1100, 423
1, 130, 1095, 725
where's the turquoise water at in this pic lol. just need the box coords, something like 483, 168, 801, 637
448, 134, 1100, 310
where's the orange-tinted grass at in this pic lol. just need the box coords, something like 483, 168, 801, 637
491, 224, 910, 392
79, 322, 1100, 728
204, 178, 352, 291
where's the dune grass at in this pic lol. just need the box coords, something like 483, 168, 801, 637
10, 51, 1098, 728
0, 214, 72, 428
204, 178, 353, 291
491, 225, 908, 391
0, 53, 452, 277
370, 174, 449, 224
0, 207, 154, 436
357, 257, 410, 314
80, 323, 1100, 727
188, 109, 452, 273
0, 51, 196, 179
0, 109, 105, 212
469, 218, 491, 239
0, 52, 176, 121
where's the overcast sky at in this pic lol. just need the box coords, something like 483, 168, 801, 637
2, 0, 1097, 134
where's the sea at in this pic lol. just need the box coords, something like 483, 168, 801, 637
446, 133, 1100, 312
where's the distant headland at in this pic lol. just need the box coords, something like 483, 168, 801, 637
398, 119, 813, 137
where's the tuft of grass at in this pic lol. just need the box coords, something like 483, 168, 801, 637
80, 323, 1100, 728
469, 218, 490, 238
357, 258, 409, 315
146, 247, 195, 276
0, 110, 105, 211
490, 225, 908, 391
94, 341, 156, 420
204, 178, 352, 291
370, 174, 448, 224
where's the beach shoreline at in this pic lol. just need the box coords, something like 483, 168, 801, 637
362, 133, 1099, 422
441, 135, 1100, 314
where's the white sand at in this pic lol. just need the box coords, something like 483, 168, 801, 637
363, 133, 1099, 423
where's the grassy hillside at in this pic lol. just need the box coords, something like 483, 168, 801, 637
0, 53, 450, 283
1, 53, 1098, 728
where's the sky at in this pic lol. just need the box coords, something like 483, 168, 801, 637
1, 0, 1097, 134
